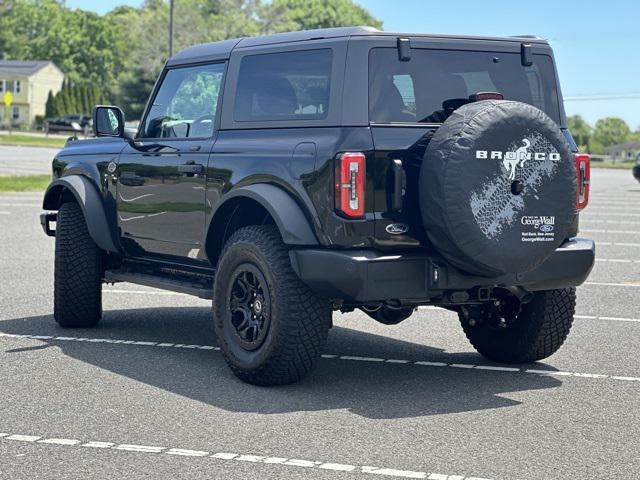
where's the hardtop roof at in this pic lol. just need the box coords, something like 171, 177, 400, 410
167, 26, 549, 66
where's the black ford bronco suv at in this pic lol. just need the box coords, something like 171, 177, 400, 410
41, 27, 594, 385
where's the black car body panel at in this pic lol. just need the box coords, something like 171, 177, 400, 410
41, 26, 594, 305
291, 237, 595, 303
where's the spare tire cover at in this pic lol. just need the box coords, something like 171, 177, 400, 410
420, 100, 576, 277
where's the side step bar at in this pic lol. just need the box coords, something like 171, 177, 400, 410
104, 270, 213, 299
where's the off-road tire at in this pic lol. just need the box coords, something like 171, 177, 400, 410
213, 225, 331, 386
54, 201, 103, 328
459, 288, 576, 363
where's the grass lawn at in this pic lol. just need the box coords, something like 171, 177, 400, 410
0, 175, 50, 192
0, 134, 67, 149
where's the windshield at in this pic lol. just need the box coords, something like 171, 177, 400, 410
369, 48, 561, 124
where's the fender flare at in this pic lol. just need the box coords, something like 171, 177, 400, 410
43, 175, 119, 253
211, 184, 319, 245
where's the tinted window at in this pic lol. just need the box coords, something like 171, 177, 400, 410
142, 63, 224, 138
369, 48, 560, 124
234, 49, 332, 122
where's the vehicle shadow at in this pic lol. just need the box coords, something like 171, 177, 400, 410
0, 307, 562, 419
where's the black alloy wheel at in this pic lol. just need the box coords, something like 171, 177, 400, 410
228, 265, 271, 351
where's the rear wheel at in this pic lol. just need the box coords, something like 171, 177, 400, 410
459, 288, 576, 363
54, 201, 103, 328
213, 225, 331, 386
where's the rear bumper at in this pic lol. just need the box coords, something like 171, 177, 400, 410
290, 238, 595, 304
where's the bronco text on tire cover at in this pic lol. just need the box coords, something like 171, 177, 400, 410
420, 100, 576, 277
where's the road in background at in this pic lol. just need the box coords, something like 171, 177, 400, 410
0, 168, 638, 480
0, 145, 59, 176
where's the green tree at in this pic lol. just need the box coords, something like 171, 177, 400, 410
0, 0, 128, 98
80, 86, 92, 114
268, 0, 383, 31
1, 0, 382, 121
566, 115, 592, 152
56, 79, 68, 115
45, 90, 56, 118
592, 117, 631, 154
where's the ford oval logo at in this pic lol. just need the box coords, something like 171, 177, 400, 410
386, 223, 409, 235
539, 224, 554, 232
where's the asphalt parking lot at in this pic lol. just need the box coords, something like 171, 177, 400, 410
0, 167, 638, 480
0, 146, 60, 176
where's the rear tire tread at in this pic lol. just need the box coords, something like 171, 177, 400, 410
213, 225, 330, 386
460, 288, 576, 363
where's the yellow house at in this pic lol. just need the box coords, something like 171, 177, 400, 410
0, 60, 65, 128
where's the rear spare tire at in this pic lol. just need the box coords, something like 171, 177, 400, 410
420, 100, 576, 276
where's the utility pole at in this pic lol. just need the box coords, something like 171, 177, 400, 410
169, 0, 175, 57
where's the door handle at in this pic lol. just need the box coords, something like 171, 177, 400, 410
178, 163, 204, 174
391, 159, 406, 211
188, 145, 202, 152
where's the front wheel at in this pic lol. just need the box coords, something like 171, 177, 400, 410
54, 201, 103, 328
459, 288, 576, 363
213, 226, 331, 386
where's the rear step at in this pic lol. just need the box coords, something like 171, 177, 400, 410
104, 270, 213, 299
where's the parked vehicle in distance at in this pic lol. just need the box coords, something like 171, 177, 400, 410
40, 27, 595, 386
634, 153, 640, 182
44, 114, 92, 136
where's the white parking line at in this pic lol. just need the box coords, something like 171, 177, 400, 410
104, 289, 190, 296
584, 281, 640, 288
583, 212, 640, 217
596, 242, 640, 247
582, 228, 640, 234
0, 432, 492, 480
594, 258, 640, 264
116, 444, 165, 453
0, 202, 39, 207
582, 219, 640, 225
6, 434, 41, 442
1, 332, 639, 384
0, 211, 9, 215
575, 315, 640, 323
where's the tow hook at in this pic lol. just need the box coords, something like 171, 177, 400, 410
460, 306, 477, 326
40, 212, 57, 237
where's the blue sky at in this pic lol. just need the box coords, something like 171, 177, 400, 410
66, 0, 640, 129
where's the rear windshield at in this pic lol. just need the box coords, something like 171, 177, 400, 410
369, 48, 560, 124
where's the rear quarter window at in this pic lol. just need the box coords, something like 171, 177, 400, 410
234, 49, 332, 122
369, 48, 560, 124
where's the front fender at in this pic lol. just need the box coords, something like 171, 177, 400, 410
212, 184, 319, 245
43, 175, 119, 253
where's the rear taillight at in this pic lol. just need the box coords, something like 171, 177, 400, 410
335, 152, 366, 218
575, 153, 590, 210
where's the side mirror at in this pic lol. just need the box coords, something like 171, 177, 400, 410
92, 105, 125, 137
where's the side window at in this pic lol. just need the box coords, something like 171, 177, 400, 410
141, 63, 225, 139
234, 49, 332, 122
